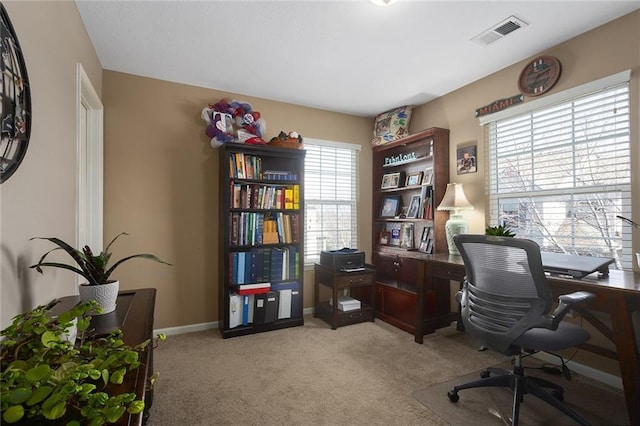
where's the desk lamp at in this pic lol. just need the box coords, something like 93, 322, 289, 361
437, 183, 473, 255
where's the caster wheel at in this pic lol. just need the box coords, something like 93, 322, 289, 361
447, 390, 460, 402
480, 370, 491, 378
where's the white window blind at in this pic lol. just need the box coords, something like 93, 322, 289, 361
487, 80, 632, 270
304, 139, 359, 265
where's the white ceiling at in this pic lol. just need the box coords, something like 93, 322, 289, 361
75, 0, 640, 117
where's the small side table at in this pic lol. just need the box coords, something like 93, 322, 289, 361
313, 263, 376, 329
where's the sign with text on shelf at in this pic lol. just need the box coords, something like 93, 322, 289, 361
384, 152, 418, 166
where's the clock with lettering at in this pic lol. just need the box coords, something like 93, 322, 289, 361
0, 4, 31, 184
518, 55, 561, 97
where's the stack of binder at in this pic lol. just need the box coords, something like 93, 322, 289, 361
229, 281, 301, 328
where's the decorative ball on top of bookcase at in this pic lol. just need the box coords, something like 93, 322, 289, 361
268, 131, 303, 149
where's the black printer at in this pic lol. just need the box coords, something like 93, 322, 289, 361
320, 248, 365, 272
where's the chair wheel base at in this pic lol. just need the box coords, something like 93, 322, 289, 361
447, 390, 460, 402
480, 370, 491, 378
551, 389, 564, 402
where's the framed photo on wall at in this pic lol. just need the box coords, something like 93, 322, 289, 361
457, 144, 477, 174
380, 196, 401, 218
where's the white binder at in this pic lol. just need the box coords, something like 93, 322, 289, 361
277, 289, 292, 319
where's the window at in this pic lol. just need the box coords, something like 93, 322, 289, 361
304, 139, 360, 265
485, 72, 632, 270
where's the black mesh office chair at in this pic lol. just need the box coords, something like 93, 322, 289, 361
447, 234, 595, 426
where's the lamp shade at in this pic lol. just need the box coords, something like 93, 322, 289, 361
437, 183, 473, 211
369, 0, 399, 6
437, 183, 473, 255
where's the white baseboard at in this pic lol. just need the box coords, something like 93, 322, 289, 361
532, 351, 623, 390
154, 321, 218, 336
154, 308, 314, 337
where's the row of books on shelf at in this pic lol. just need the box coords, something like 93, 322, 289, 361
230, 246, 299, 285
229, 282, 301, 328
231, 183, 300, 210
230, 212, 300, 246
228, 152, 299, 181
229, 153, 261, 179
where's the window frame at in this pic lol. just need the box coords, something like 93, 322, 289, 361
483, 70, 633, 270
303, 138, 361, 267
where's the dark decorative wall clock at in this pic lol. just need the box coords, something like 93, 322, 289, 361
0, 3, 31, 183
518, 55, 561, 97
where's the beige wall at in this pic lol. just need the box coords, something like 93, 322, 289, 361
409, 10, 640, 376
0, 1, 102, 327
411, 10, 640, 246
102, 71, 372, 329
2, 1, 637, 378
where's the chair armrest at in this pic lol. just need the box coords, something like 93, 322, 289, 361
549, 291, 595, 328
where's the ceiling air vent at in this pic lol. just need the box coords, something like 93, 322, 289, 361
472, 16, 528, 46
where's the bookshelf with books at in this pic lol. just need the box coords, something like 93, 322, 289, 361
371, 128, 453, 337
219, 143, 305, 338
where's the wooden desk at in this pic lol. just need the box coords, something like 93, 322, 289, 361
417, 254, 640, 425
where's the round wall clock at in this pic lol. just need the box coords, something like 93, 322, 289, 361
0, 4, 31, 184
518, 55, 561, 97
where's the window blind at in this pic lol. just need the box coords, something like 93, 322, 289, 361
487, 81, 632, 270
304, 139, 359, 264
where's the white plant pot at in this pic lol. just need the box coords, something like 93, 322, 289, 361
61, 317, 78, 343
79, 280, 119, 315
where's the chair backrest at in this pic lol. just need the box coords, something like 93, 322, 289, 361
453, 234, 552, 355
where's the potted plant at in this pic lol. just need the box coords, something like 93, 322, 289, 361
485, 224, 516, 237
617, 215, 640, 268
30, 233, 170, 314
1, 300, 165, 425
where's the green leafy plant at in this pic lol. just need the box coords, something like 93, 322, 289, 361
485, 224, 516, 237
29, 232, 171, 286
0, 300, 165, 425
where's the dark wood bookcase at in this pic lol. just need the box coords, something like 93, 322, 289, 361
371, 128, 452, 336
218, 143, 306, 338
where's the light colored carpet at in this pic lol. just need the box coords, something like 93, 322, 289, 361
413, 360, 628, 426
148, 316, 506, 425
147, 316, 623, 425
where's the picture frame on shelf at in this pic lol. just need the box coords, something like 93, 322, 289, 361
379, 230, 391, 245
419, 226, 434, 253
406, 195, 421, 218
400, 223, 414, 249
423, 168, 434, 186
405, 172, 423, 187
387, 223, 402, 246
380, 196, 401, 218
381, 172, 403, 189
